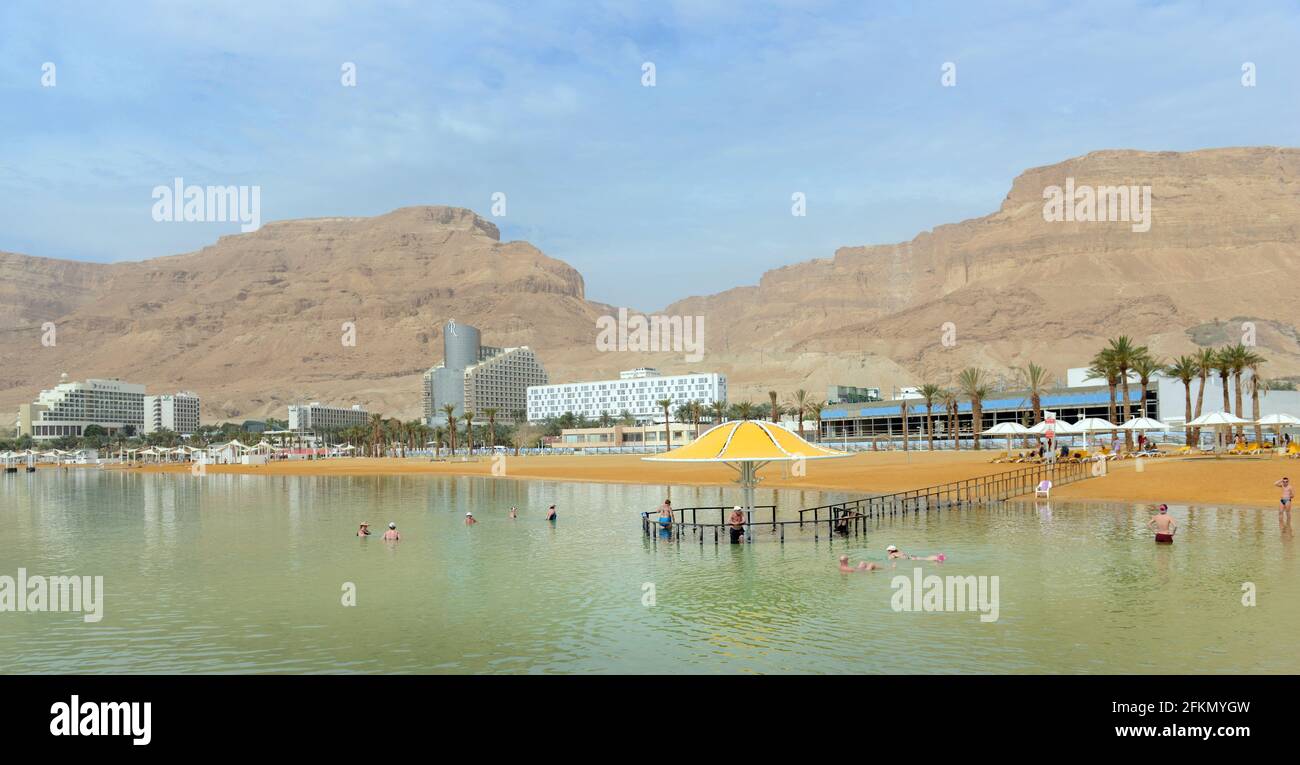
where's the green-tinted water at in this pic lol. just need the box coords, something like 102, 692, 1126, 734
1, 470, 1297, 674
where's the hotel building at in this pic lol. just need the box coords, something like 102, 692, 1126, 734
526, 368, 727, 423
17, 377, 146, 440
288, 402, 369, 431
423, 321, 547, 424
144, 392, 201, 436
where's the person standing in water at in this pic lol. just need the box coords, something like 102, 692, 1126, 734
383, 522, 400, 542
465, 512, 477, 526
357, 522, 371, 537
1147, 504, 1177, 544
509, 506, 518, 519
656, 499, 673, 533
1275, 478, 1293, 521
545, 504, 557, 522
727, 506, 746, 544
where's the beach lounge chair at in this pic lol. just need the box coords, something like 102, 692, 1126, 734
1035, 480, 1052, 499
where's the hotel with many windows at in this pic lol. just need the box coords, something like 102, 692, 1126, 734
144, 392, 202, 436
287, 402, 370, 432
526, 368, 727, 423
422, 320, 548, 425
16, 377, 147, 440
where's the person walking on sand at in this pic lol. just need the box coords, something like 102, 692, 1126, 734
1275, 477, 1293, 520
383, 522, 400, 542
1147, 504, 1177, 544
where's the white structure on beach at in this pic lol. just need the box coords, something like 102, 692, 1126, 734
526, 368, 727, 423
288, 402, 369, 431
1065, 366, 1300, 428
16, 376, 146, 440
144, 392, 201, 436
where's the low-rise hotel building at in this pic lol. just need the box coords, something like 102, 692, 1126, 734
288, 402, 369, 432
551, 421, 704, 452
527, 368, 726, 423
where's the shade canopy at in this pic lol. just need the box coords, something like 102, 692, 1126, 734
1118, 417, 1170, 431
1256, 413, 1300, 426
1187, 411, 1251, 427
643, 421, 849, 518
1073, 417, 1119, 432
1028, 420, 1078, 435
643, 420, 848, 463
981, 422, 1032, 436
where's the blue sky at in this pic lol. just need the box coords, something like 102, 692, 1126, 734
2, 0, 1298, 308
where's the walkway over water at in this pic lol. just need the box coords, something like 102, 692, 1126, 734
644, 460, 1093, 544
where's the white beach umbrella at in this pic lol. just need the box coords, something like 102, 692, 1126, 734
1118, 417, 1170, 431
1255, 413, 1300, 450
1187, 411, 1252, 454
981, 422, 1032, 454
1071, 417, 1118, 450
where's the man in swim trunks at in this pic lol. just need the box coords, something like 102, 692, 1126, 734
465, 512, 477, 525
728, 506, 746, 544
357, 522, 371, 537
839, 554, 881, 572
382, 522, 400, 541
1275, 478, 1293, 519
656, 500, 673, 532
545, 504, 557, 521
1147, 504, 1177, 543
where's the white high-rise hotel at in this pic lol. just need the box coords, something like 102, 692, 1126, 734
527, 368, 727, 423
144, 392, 201, 436
16, 376, 202, 440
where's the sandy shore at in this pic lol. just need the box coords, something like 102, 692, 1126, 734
116, 450, 1296, 508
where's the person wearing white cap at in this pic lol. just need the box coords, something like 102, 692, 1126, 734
727, 506, 746, 544
465, 511, 477, 526
382, 522, 400, 542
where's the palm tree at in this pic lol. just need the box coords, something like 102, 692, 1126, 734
656, 399, 673, 451
1131, 354, 1164, 422
1088, 349, 1120, 440
432, 426, 445, 458
957, 368, 991, 450
483, 408, 498, 448
1106, 336, 1148, 448
900, 396, 910, 451
1210, 348, 1234, 448
768, 390, 780, 423
1192, 347, 1217, 443
942, 388, 959, 450
442, 404, 457, 455
734, 401, 757, 420
805, 400, 826, 442
710, 399, 727, 424
1018, 362, 1052, 426
787, 389, 809, 438
690, 400, 702, 439
918, 383, 942, 451
1245, 350, 1267, 444
1164, 356, 1199, 445
462, 411, 475, 454
1223, 344, 1255, 437
368, 413, 384, 458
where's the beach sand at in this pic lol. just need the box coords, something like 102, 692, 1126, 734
121, 450, 1295, 509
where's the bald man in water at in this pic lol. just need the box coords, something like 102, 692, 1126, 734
1147, 504, 1177, 544
839, 554, 881, 573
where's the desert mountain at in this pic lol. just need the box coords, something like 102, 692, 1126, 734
1, 147, 1298, 423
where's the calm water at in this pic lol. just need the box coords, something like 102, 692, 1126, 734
1, 469, 1297, 674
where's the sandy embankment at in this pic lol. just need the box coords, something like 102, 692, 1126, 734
120, 450, 1295, 509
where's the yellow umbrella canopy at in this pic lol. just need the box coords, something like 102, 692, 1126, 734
643, 420, 850, 514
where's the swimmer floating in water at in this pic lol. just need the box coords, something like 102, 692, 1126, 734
1147, 504, 1177, 544
838, 554, 881, 572
886, 544, 946, 562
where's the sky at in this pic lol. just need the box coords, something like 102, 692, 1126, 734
2, 0, 1299, 309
